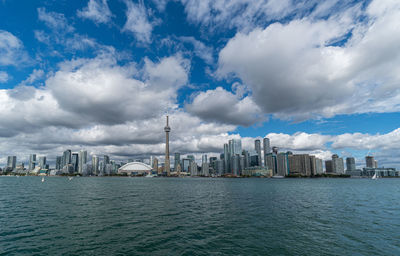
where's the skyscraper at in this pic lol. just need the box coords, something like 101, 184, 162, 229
164, 116, 171, 176
332, 154, 345, 174
38, 156, 47, 169
223, 143, 229, 174
29, 154, 36, 171
255, 139, 262, 166
7, 156, 16, 170
92, 155, 99, 175
263, 137, 270, 167
78, 150, 87, 174
71, 153, 79, 172
346, 157, 356, 172
366, 156, 375, 168
174, 153, 180, 170
63, 150, 72, 167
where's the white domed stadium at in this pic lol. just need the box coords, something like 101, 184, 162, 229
118, 162, 153, 175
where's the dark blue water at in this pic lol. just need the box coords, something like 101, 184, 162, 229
1, 177, 400, 255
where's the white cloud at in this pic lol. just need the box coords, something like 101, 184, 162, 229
0, 30, 29, 66
186, 87, 263, 126
77, 0, 113, 24
123, 0, 153, 43
37, 7, 74, 33
0, 71, 9, 83
179, 36, 213, 64
217, 0, 400, 121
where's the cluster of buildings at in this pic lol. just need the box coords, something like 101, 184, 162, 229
0, 116, 398, 178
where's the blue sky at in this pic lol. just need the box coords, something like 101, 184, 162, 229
1, 0, 400, 168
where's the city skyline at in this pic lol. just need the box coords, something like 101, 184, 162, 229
1, 0, 400, 168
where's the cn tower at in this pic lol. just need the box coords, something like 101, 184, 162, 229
164, 115, 171, 176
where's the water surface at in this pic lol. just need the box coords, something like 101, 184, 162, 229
1, 177, 399, 255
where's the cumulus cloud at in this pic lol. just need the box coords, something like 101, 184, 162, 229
123, 0, 154, 43
186, 87, 263, 126
217, 0, 400, 121
0, 30, 30, 66
77, 0, 113, 24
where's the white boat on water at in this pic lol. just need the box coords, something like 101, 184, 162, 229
41, 177, 45, 182
145, 173, 157, 178
372, 173, 378, 180
68, 177, 73, 181
272, 175, 284, 179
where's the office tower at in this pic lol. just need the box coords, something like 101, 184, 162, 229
263, 137, 271, 166
232, 139, 242, 155
29, 154, 36, 170
71, 153, 78, 172
92, 155, 99, 175
187, 155, 195, 163
7, 156, 16, 170
250, 151, 260, 167
63, 150, 72, 167
332, 154, 345, 174
152, 157, 159, 174
325, 160, 333, 173
104, 155, 110, 165
239, 155, 245, 174
216, 160, 224, 175
56, 156, 62, 170
78, 150, 87, 174
272, 146, 279, 155
182, 158, 190, 172
255, 139, 262, 166
223, 143, 229, 174
346, 157, 356, 172
242, 150, 250, 169
190, 161, 198, 176
202, 154, 207, 164
288, 154, 311, 176
277, 153, 289, 176
315, 158, 323, 174
202, 162, 209, 176
174, 153, 181, 170
231, 154, 240, 176
365, 156, 375, 168
38, 156, 47, 169
164, 116, 171, 176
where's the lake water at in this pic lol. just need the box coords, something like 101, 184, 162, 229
1, 177, 400, 255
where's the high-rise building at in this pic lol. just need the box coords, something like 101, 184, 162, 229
325, 160, 333, 173
78, 150, 87, 174
255, 139, 262, 166
315, 158, 323, 174
288, 154, 311, 176
7, 156, 16, 170
190, 161, 198, 176
365, 156, 375, 168
263, 138, 271, 167
223, 143, 229, 174
38, 156, 47, 169
71, 153, 79, 172
277, 153, 289, 176
92, 155, 99, 175
202, 154, 207, 164
231, 154, 240, 176
29, 154, 36, 171
232, 139, 242, 155
346, 157, 356, 172
332, 154, 345, 174
63, 150, 72, 167
174, 153, 180, 170
182, 158, 190, 172
56, 156, 63, 170
152, 157, 159, 174
164, 116, 171, 176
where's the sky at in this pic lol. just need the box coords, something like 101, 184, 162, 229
1, 0, 400, 168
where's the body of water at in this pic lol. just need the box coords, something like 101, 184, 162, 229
1, 177, 399, 255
